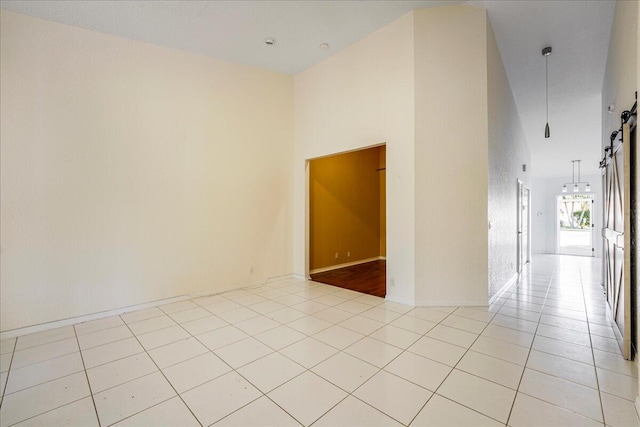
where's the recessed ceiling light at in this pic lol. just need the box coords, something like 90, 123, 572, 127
319, 43, 330, 50
264, 37, 276, 46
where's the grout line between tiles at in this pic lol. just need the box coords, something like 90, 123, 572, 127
504, 260, 554, 426
403, 303, 508, 426
11, 335, 78, 353
345, 307, 488, 423
2, 261, 635, 427
116, 317, 205, 427
1, 279, 305, 425
73, 325, 102, 427
1, 355, 86, 397
135, 280, 332, 426
75, 322, 128, 338
580, 263, 608, 426
506, 262, 558, 425
3, 346, 80, 375
2, 396, 92, 427
0, 339, 16, 411
212, 291, 426, 425
505, 259, 613, 426
1, 353, 97, 425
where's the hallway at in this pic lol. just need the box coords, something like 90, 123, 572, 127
501, 254, 638, 426
0, 255, 638, 426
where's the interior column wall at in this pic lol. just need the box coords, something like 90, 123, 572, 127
413, 6, 490, 305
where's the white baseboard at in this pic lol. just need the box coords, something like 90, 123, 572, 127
0, 294, 190, 340
489, 273, 519, 305
414, 300, 488, 307
0, 273, 296, 341
635, 396, 640, 421
384, 294, 415, 306
190, 283, 252, 298
386, 294, 487, 307
310, 257, 383, 275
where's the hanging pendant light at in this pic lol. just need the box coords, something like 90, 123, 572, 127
561, 160, 591, 193
542, 47, 552, 138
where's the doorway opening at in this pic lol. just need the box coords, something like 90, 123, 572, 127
556, 194, 594, 257
307, 145, 386, 297
516, 180, 531, 274
517, 180, 531, 274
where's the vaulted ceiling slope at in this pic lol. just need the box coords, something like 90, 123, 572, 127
472, 0, 614, 177
0, 0, 615, 177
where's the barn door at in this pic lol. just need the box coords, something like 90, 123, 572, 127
603, 119, 636, 360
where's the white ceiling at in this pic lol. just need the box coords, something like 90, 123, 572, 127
0, 0, 615, 177
471, 0, 615, 178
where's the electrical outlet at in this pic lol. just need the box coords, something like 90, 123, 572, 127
390, 278, 396, 288
347, 251, 350, 257
335, 253, 339, 259
250, 266, 254, 275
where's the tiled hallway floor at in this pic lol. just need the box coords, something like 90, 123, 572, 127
1, 255, 639, 426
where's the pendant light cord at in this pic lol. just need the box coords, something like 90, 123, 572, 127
542, 47, 551, 138
577, 161, 580, 183
545, 54, 549, 123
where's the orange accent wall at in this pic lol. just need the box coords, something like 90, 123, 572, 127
309, 146, 385, 271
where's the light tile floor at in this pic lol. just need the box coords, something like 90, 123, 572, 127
1, 255, 639, 426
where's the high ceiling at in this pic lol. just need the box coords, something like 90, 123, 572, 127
471, 0, 614, 178
0, 0, 615, 177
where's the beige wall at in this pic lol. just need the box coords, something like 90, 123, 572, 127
486, 16, 530, 298
309, 146, 384, 270
602, 0, 638, 144
413, 6, 490, 305
294, 13, 416, 303
2, 3, 534, 330
601, 0, 639, 401
297, 5, 525, 306
0, 11, 294, 331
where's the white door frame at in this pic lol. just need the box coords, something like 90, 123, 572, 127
517, 180, 523, 274
555, 193, 594, 257
523, 187, 531, 265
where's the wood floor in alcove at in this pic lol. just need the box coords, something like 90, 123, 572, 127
310, 260, 386, 298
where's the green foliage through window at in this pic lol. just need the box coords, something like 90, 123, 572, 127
558, 195, 592, 230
